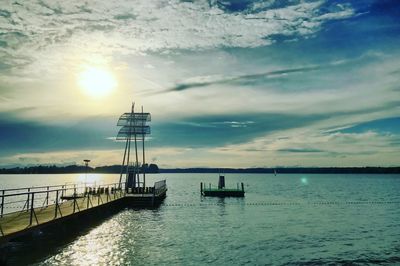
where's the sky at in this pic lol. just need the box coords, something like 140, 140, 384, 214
0, 0, 399, 168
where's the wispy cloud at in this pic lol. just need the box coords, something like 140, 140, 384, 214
277, 148, 324, 153
166, 65, 326, 93
210, 128, 400, 167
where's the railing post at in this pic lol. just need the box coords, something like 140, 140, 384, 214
29, 192, 34, 225
26, 188, 31, 212
46, 186, 49, 206
87, 191, 90, 209
73, 187, 76, 213
61, 185, 65, 198
1, 190, 4, 217
106, 187, 109, 202
55, 190, 59, 218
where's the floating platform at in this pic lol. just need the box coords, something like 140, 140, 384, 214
202, 188, 245, 197
201, 176, 245, 197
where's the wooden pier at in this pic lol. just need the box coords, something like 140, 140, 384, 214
0, 180, 167, 244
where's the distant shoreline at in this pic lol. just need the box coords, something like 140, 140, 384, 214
159, 167, 400, 174
0, 165, 399, 174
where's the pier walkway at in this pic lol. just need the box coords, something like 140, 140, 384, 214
0, 180, 167, 243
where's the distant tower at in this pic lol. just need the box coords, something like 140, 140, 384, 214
84, 159, 90, 168
83, 159, 90, 185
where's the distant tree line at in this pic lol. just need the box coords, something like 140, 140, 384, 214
159, 167, 400, 174
1, 165, 399, 174
0, 163, 160, 174
93, 164, 159, 174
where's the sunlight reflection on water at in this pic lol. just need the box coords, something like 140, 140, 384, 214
44, 213, 127, 266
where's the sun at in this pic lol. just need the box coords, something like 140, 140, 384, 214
78, 67, 117, 98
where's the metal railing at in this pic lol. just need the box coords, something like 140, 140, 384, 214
0, 180, 167, 236
154, 180, 167, 196
124, 180, 167, 196
0, 182, 126, 218
201, 182, 244, 191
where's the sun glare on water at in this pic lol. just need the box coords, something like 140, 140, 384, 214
78, 67, 117, 98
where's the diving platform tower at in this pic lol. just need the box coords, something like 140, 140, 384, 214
117, 103, 151, 192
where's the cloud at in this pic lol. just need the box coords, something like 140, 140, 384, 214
277, 148, 324, 153
151, 112, 328, 148
210, 127, 400, 167
333, 117, 400, 135
166, 65, 325, 93
0, 0, 355, 75
163, 51, 396, 94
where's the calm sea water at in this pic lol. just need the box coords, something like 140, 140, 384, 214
1, 173, 400, 265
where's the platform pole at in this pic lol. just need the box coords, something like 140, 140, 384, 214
152, 186, 155, 207
134, 132, 139, 189
132, 104, 140, 190
241, 183, 244, 192
125, 102, 134, 193
142, 106, 146, 189
200, 182, 203, 194
118, 137, 129, 189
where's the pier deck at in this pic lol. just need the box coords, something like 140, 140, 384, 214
0, 192, 123, 240
0, 180, 167, 243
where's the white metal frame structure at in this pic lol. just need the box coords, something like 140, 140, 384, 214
117, 103, 151, 191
